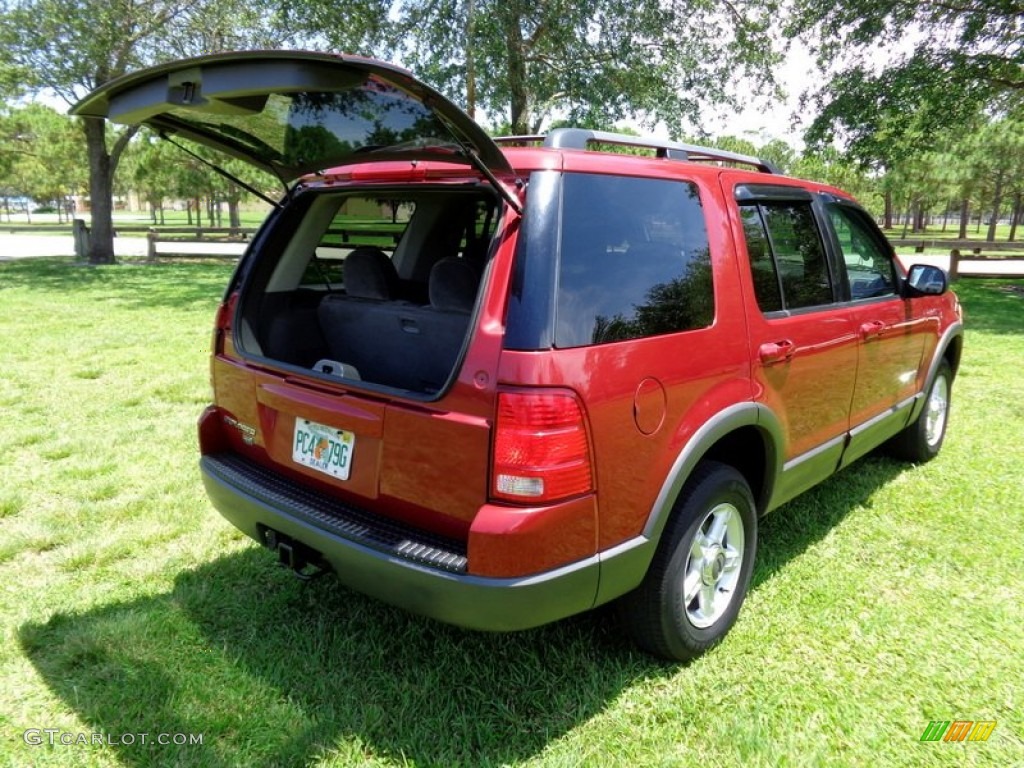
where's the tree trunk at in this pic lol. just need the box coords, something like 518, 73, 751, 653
82, 117, 116, 264
1009, 192, 1022, 242
913, 204, 925, 233
500, 5, 529, 134
958, 198, 969, 239
465, 0, 476, 119
228, 198, 241, 228
883, 189, 893, 230
986, 169, 1004, 242
900, 196, 913, 239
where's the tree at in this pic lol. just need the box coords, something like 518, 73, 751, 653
0, 0, 293, 263
297, 0, 783, 136
789, 0, 1023, 153
970, 115, 1024, 241
122, 133, 179, 224
790, 147, 873, 208
0, 103, 87, 220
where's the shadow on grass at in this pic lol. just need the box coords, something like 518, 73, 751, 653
0, 257, 234, 311
19, 455, 907, 767
954, 278, 1024, 335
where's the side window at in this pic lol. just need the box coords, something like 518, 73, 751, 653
556, 173, 713, 347
739, 201, 834, 311
827, 204, 897, 300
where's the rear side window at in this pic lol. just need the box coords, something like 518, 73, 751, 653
740, 202, 834, 311
555, 173, 713, 347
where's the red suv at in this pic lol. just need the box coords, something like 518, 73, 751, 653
76, 51, 963, 660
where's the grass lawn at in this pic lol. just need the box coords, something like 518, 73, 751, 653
0, 258, 1022, 767
882, 222, 1020, 242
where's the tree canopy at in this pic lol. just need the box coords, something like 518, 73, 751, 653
0, 0, 293, 262
290, 0, 783, 135
791, 0, 1023, 153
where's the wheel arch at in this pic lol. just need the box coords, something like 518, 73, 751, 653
594, 402, 784, 607
942, 325, 964, 377
907, 321, 964, 425
641, 403, 783, 544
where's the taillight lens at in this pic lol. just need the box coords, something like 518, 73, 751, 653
491, 390, 594, 503
212, 291, 238, 355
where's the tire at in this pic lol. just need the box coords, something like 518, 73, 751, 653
619, 461, 757, 662
887, 360, 953, 463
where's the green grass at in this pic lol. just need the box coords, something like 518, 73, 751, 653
1, 258, 1022, 767
882, 222, 1020, 242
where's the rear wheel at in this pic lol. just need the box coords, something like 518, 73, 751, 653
620, 462, 757, 661
887, 360, 953, 462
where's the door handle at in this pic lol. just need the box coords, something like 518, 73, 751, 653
758, 339, 795, 365
859, 320, 886, 339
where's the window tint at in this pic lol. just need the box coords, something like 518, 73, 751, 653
739, 201, 833, 311
827, 204, 897, 300
164, 80, 457, 170
556, 174, 713, 347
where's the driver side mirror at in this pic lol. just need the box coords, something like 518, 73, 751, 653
904, 264, 948, 297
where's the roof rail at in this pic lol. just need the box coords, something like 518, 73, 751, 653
494, 129, 779, 174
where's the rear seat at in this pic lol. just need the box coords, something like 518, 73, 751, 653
318, 255, 479, 392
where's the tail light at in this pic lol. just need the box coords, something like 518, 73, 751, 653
491, 390, 594, 503
212, 291, 239, 355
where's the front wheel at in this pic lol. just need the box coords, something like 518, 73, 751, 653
887, 360, 953, 462
619, 462, 757, 662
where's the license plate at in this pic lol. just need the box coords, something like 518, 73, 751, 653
292, 418, 355, 481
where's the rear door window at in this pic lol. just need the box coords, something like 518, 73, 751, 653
555, 173, 713, 347
740, 201, 835, 311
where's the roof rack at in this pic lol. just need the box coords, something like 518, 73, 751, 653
493, 128, 779, 174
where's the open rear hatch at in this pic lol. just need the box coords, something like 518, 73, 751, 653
71, 50, 513, 186
75, 51, 513, 547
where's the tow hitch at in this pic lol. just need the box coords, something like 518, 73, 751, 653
259, 526, 330, 581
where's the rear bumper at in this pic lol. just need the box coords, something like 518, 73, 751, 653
200, 453, 607, 630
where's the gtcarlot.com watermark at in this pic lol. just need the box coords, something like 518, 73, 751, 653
23, 729, 203, 747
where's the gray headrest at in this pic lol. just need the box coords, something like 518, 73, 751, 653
344, 247, 398, 300
429, 257, 479, 312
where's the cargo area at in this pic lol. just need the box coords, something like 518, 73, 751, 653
234, 186, 500, 395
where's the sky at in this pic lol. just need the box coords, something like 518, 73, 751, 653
715, 40, 819, 147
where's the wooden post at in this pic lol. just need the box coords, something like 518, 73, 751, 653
72, 219, 90, 260
948, 248, 960, 282
147, 228, 158, 261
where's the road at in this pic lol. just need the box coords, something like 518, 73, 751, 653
0, 233, 245, 261
898, 253, 1024, 277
